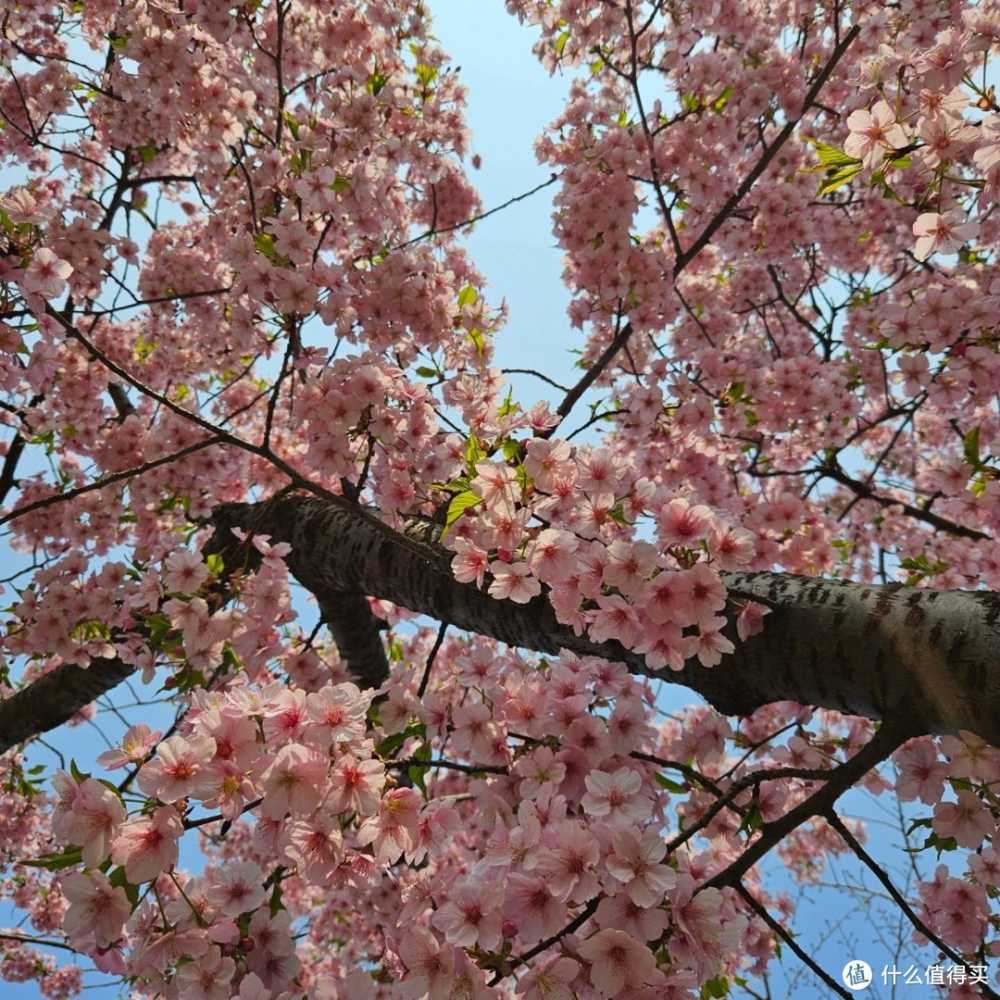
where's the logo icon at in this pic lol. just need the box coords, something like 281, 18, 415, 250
842, 960, 873, 992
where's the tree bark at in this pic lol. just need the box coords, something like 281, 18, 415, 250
1, 492, 999, 756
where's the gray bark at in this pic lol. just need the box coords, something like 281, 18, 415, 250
1, 492, 999, 756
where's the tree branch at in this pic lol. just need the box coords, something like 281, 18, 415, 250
4, 494, 1000, 755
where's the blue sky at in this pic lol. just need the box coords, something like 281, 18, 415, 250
2, 3, 970, 998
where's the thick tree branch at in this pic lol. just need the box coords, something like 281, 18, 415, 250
4, 493, 1000, 755
0, 656, 134, 755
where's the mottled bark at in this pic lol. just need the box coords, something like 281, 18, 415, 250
212, 495, 1000, 744
2, 492, 999, 756
0, 656, 134, 755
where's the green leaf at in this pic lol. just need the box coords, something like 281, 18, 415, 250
963, 426, 981, 469
414, 63, 438, 88
457, 284, 478, 308
869, 169, 903, 202
608, 502, 630, 527
415, 366, 438, 379
442, 490, 481, 539
500, 438, 521, 463
254, 232, 278, 261
433, 475, 471, 494
376, 721, 426, 759
711, 85, 733, 114
331, 174, 351, 193
282, 110, 300, 139
701, 976, 730, 999
738, 805, 764, 835
268, 875, 284, 916
923, 832, 958, 856
108, 865, 140, 906
464, 435, 486, 472
555, 30, 570, 55
497, 389, 520, 419
816, 162, 862, 196
21, 846, 83, 871
808, 139, 861, 169
205, 553, 224, 576
408, 742, 433, 796
465, 327, 486, 357
137, 142, 157, 164
367, 71, 389, 96
654, 773, 687, 793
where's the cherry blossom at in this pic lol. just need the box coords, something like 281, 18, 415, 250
0, 1, 998, 997
912, 210, 979, 260
844, 100, 910, 167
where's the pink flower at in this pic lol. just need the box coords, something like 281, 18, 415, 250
527, 528, 579, 582
51, 771, 126, 869
398, 927, 455, 999
432, 875, 503, 950
657, 498, 713, 546
356, 787, 422, 864
932, 791, 995, 848
669, 874, 746, 978
174, 945, 236, 1000
513, 746, 566, 800
895, 353, 931, 397
485, 800, 542, 869
325, 754, 384, 816
22, 248, 73, 299
452, 537, 490, 588
939, 731, 1000, 782
736, 600, 771, 641
844, 100, 909, 167
523, 438, 572, 492
305, 682, 370, 746
504, 873, 566, 945
588, 594, 641, 647
535, 820, 600, 902
605, 828, 676, 907
110, 806, 183, 883
97, 723, 162, 770
581, 767, 651, 825
163, 549, 211, 593
603, 539, 657, 596
488, 560, 542, 603
205, 861, 267, 917
969, 846, 1000, 887
641, 572, 692, 627
693, 618, 735, 667
234, 973, 270, 1000
912, 210, 978, 261
137, 733, 217, 803
894, 738, 949, 804
517, 957, 580, 1000
595, 891, 668, 942
284, 810, 344, 882
577, 929, 662, 997
61, 870, 130, 948
245, 909, 301, 989
676, 563, 727, 624
260, 743, 327, 819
